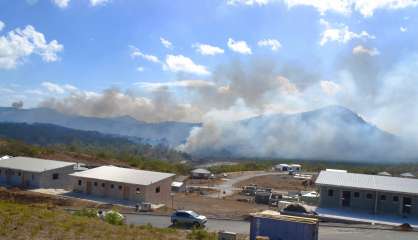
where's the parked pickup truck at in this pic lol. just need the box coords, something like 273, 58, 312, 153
170, 210, 207, 227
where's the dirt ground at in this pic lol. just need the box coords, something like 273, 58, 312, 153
234, 174, 315, 191
168, 192, 271, 219
186, 178, 225, 186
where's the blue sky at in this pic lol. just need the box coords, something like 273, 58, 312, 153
1, 0, 418, 135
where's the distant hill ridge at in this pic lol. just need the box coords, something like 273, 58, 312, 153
0, 107, 199, 146
183, 105, 402, 162
0, 106, 407, 162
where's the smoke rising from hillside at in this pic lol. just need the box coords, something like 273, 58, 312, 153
40, 87, 204, 122
39, 53, 418, 161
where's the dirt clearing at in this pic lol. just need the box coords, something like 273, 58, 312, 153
234, 174, 315, 191
169, 193, 270, 219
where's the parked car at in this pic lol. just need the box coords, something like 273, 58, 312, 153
171, 210, 207, 227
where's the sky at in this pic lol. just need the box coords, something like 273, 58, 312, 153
1, 0, 418, 138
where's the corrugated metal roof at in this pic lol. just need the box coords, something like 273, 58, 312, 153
377, 171, 391, 176
171, 181, 184, 187
0, 156, 75, 173
316, 170, 418, 195
191, 168, 211, 174
400, 172, 415, 178
70, 165, 174, 186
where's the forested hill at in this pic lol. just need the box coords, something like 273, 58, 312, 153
0, 122, 190, 166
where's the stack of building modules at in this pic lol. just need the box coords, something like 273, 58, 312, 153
250, 210, 318, 240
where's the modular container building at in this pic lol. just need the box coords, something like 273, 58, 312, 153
70, 165, 174, 205
0, 156, 76, 189
316, 170, 418, 217
171, 181, 185, 192
190, 168, 211, 179
250, 211, 318, 240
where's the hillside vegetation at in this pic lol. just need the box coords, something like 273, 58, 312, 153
0, 137, 191, 175
0, 200, 217, 240
0, 122, 189, 161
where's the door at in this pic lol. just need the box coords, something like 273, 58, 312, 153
21, 173, 26, 187
342, 191, 351, 207
86, 181, 92, 195
123, 186, 130, 200
402, 197, 412, 214
5, 169, 11, 184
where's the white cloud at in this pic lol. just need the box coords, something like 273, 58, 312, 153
284, 0, 352, 15
136, 66, 144, 72
90, 0, 109, 6
352, 0, 418, 17
0, 25, 63, 69
319, 19, 375, 46
42, 82, 79, 95
42, 82, 65, 94
400, 26, 408, 32
129, 46, 160, 63
257, 39, 282, 51
160, 37, 173, 49
352, 45, 380, 56
320, 80, 342, 96
227, 38, 252, 54
52, 0, 70, 8
25, 89, 44, 95
63, 84, 77, 92
227, 0, 273, 5
164, 54, 210, 75
193, 43, 224, 56
0, 21, 5, 31
227, 0, 418, 17
136, 80, 215, 91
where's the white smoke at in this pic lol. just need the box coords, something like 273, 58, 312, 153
39, 53, 418, 161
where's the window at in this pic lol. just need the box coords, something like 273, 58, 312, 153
94, 182, 98, 187
328, 189, 334, 197
366, 193, 373, 199
18, 172, 21, 176
111, 184, 114, 189
393, 196, 399, 202
155, 186, 160, 193
32, 174, 35, 180
176, 212, 188, 217
380, 195, 386, 201
101, 183, 105, 188
78, 180, 82, 186
118, 185, 122, 190
354, 192, 360, 198
52, 173, 59, 180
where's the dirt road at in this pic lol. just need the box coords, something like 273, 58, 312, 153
207, 171, 287, 197
125, 214, 418, 240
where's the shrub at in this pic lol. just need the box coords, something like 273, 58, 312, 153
283, 204, 308, 213
104, 210, 124, 225
73, 208, 98, 218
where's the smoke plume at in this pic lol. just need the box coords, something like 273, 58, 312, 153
39, 52, 418, 161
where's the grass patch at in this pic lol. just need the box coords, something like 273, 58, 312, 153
0, 201, 187, 240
